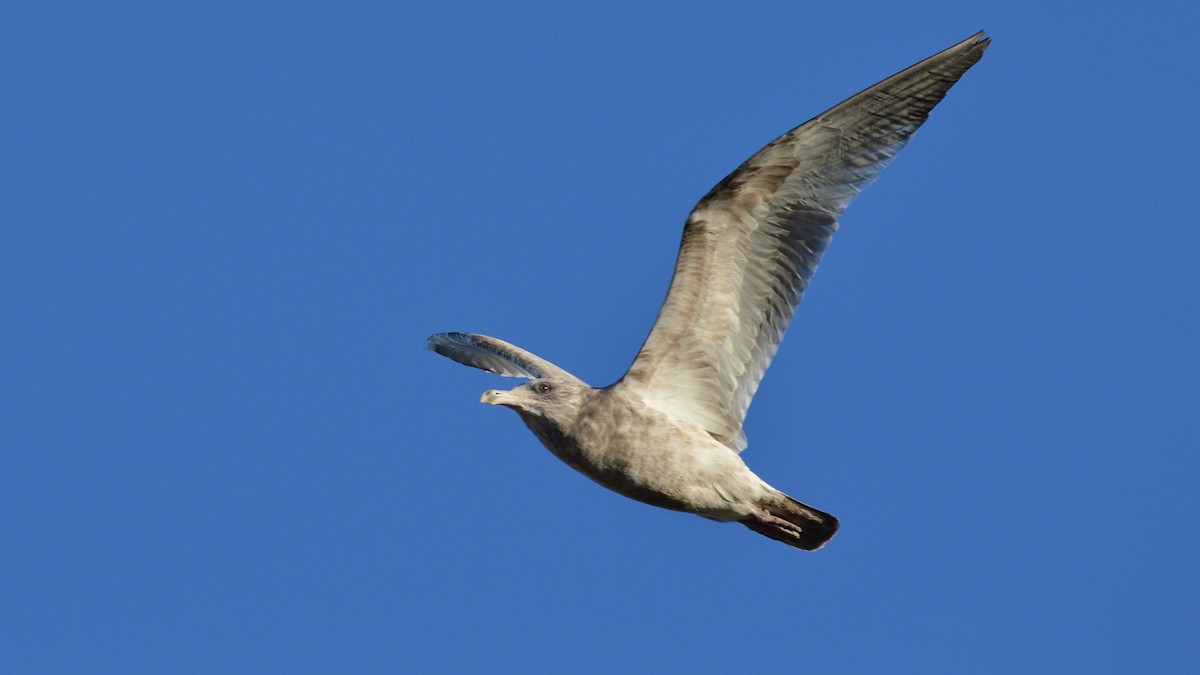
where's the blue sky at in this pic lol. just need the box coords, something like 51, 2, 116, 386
4, 1, 1197, 672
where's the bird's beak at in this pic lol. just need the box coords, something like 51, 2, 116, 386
481, 389, 505, 405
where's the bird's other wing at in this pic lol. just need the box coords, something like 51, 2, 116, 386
426, 332, 578, 381
618, 31, 990, 452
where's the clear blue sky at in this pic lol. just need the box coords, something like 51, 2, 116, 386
4, 2, 1197, 672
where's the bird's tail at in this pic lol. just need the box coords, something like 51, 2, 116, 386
739, 493, 839, 551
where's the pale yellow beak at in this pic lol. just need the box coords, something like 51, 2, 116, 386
480, 389, 503, 405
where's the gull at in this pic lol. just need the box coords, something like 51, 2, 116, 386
427, 32, 989, 550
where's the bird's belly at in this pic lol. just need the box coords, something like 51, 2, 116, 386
522, 410, 754, 518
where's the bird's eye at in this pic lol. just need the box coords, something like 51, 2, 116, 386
535, 382, 552, 394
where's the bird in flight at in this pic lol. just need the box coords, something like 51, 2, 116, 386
428, 32, 989, 550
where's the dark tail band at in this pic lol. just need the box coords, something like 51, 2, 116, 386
740, 495, 839, 551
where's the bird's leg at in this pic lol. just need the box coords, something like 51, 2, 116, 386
756, 508, 804, 538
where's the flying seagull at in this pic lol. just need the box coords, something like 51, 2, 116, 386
427, 32, 989, 550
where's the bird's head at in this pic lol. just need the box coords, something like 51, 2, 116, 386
481, 377, 586, 422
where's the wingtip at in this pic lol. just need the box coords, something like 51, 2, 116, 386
426, 331, 475, 352
424, 333, 448, 351
934, 30, 989, 68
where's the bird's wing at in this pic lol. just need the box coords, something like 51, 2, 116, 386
618, 32, 989, 452
426, 332, 577, 381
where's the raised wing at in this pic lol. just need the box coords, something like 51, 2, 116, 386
618, 32, 989, 451
426, 332, 579, 381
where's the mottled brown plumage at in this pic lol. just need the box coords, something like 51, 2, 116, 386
427, 32, 989, 550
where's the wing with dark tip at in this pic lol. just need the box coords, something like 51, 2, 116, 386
425, 332, 577, 381
618, 32, 989, 452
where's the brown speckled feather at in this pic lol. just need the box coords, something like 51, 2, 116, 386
618, 32, 989, 452
426, 32, 990, 551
